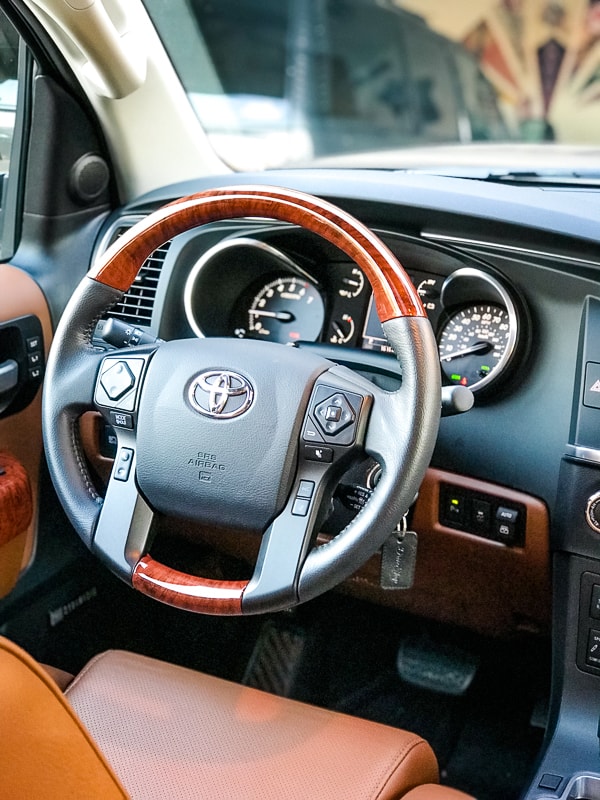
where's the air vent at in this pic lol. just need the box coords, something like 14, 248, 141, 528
103, 222, 171, 327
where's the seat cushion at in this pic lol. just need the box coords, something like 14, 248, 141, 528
66, 649, 439, 800
0, 637, 128, 799
403, 786, 476, 799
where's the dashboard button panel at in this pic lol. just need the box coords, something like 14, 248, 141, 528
577, 572, 600, 675
439, 482, 525, 547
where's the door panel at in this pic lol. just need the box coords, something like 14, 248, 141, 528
0, 263, 52, 597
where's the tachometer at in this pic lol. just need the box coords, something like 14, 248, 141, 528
247, 276, 325, 344
438, 304, 513, 391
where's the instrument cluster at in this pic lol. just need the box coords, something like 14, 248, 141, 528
183, 231, 527, 397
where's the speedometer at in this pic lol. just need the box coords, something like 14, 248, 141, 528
246, 276, 325, 344
438, 304, 514, 392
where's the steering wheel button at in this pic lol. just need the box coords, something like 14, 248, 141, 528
302, 417, 325, 443
315, 393, 355, 436
304, 444, 334, 463
109, 411, 133, 429
292, 498, 311, 517
325, 405, 342, 422
100, 360, 135, 401
297, 480, 315, 499
114, 448, 134, 482
590, 585, 600, 620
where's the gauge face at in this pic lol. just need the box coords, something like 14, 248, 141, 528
246, 276, 325, 344
329, 313, 355, 345
438, 304, 513, 390
339, 267, 365, 299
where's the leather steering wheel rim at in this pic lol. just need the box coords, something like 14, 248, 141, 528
42, 186, 441, 615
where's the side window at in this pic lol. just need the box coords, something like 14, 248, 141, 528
0, 9, 28, 260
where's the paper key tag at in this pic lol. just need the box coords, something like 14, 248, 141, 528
380, 529, 418, 590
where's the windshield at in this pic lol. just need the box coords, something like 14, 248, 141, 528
142, 0, 600, 172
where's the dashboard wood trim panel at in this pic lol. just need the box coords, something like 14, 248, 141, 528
140, 465, 551, 636
336, 468, 551, 637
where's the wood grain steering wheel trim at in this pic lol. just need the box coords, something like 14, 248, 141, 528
89, 186, 425, 323
132, 556, 246, 615
95, 187, 424, 614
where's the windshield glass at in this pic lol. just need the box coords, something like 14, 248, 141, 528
142, 0, 600, 172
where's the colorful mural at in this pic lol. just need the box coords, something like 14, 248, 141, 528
400, 0, 600, 142
466, 0, 600, 140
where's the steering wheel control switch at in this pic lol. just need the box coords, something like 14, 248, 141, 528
304, 383, 365, 447
100, 361, 135, 401
113, 448, 134, 482
314, 392, 356, 437
291, 480, 315, 517
95, 355, 149, 413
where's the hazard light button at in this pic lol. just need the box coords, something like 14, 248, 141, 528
584, 362, 600, 409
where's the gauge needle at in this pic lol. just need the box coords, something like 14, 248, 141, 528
440, 341, 492, 362
249, 309, 295, 322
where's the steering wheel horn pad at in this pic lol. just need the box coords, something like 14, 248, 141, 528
135, 337, 331, 533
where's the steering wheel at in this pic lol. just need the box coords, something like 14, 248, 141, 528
42, 186, 440, 615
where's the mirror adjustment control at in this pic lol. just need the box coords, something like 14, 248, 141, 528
586, 491, 600, 533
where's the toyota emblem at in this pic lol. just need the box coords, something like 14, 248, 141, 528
188, 370, 254, 419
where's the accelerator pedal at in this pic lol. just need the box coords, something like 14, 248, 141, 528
396, 633, 479, 696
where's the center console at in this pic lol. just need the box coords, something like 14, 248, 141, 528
524, 297, 600, 799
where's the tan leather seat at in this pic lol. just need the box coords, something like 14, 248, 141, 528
1, 636, 440, 799
403, 787, 476, 799
0, 637, 127, 799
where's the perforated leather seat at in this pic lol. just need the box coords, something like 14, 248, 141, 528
0, 636, 459, 799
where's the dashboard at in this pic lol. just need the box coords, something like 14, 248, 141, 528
90, 170, 600, 639
104, 217, 529, 400
180, 228, 526, 397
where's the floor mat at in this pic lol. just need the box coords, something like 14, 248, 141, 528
243, 619, 307, 696
334, 670, 465, 766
